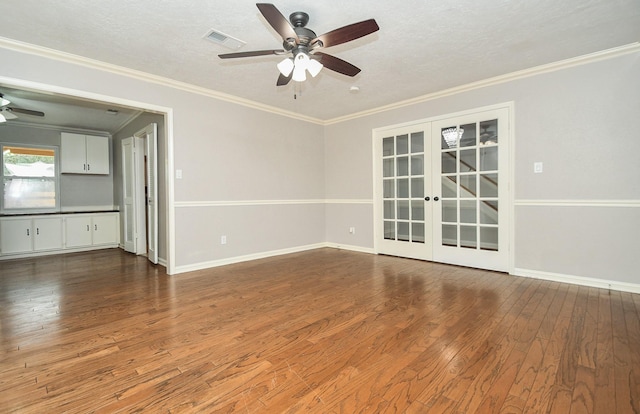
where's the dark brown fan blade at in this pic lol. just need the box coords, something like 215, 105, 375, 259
257, 3, 299, 42
313, 19, 379, 49
276, 73, 292, 86
313, 52, 361, 77
8, 107, 44, 117
219, 49, 285, 59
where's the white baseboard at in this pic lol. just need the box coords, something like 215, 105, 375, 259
324, 243, 376, 255
513, 268, 640, 294
0, 244, 119, 261
172, 243, 330, 274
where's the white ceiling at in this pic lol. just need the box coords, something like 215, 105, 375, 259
0, 0, 639, 130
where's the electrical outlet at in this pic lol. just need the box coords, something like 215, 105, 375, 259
220, 235, 227, 245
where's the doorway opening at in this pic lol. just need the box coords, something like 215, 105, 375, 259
122, 123, 158, 264
0, 77, 174, 272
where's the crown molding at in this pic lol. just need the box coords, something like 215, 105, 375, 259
324, 42, 640, 125
0, 119, 110, 136
1, 37, 638, 127
0, 37, 324, 125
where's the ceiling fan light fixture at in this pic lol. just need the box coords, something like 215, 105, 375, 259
307, 58, 323, 77
292, 63, 307, 82
292, 53, 309, 82
442, 127, 464, 149
277, 57, 294, 77
0, 95, 9, 107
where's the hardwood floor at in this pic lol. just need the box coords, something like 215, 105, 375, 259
0, 248, 638, 413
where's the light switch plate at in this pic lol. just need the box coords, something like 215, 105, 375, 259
534, 162, 543, 173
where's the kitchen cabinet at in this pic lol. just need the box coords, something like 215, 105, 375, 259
65, 213, 119, 248
0, 213, 118, 259
60, 132, 110, 174
0, 216, 63, 254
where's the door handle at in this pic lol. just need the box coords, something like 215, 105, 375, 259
434, 196, 440, 201
424, 197, 430, 201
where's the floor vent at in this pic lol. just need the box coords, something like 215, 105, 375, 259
203, 29, 245, 50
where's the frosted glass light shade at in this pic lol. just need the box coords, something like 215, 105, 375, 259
307, 58, 323, 77
292, 63, 307, 82
277, 58, 294, 77
292, 53, 309, 82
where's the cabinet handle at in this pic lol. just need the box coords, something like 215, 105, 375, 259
87, 164, 90, 171
95, 224, 97, 231
37, 228, 40, 235
86, 225, 90, 231
84, 163, 87, 171
27, 229, 30, 236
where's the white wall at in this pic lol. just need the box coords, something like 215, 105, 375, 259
324, 49, 640, 289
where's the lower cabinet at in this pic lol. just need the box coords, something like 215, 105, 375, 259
65, 213, 119, 248
0, 212, 118, 258
0, 217, 63, 254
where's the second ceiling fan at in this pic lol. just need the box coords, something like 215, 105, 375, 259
218, 3, 379, 86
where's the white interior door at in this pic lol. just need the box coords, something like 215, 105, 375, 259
121, 137, 137, 253
374, 123, 433, 261
431, 107, 510, 271
142, 123, 158, 264
374, 106, 510, 272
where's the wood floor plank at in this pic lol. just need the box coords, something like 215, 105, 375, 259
611, 290, 636, 414
0, 248, 638, 413
621, 291, 640, 412
593, 289, 615, 414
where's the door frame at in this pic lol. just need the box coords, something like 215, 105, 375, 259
0, 75, 176, 274
372, 102, 515, 273
132, 123, 159, 264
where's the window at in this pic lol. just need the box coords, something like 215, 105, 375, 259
2, 144, 59, 213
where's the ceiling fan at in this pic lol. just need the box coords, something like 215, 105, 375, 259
218, 3, 379, 86
0, 93, 45, 123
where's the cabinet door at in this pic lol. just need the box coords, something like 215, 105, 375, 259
65, 216, 92, 248
33, 217, 63, 251
61, 132, 87, 173
85, 135, 110, 174
92, 214, 118, 245
1, 219, 33, 254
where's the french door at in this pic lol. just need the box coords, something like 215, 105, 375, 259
374, 106, 510, 271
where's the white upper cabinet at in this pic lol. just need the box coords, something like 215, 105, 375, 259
61, 132, 110, 175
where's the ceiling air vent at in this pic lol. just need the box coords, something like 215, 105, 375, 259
203, 29, 245, 50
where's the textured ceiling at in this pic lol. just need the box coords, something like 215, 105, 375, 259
0, 0, 639, 126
